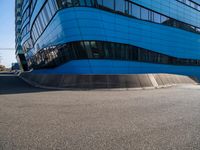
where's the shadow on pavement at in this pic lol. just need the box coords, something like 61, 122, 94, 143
0, 73, 53, 95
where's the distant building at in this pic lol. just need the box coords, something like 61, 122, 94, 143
15, 0, 200, 76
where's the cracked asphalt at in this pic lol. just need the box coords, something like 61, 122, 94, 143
1, 73, 200, 150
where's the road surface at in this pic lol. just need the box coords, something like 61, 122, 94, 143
1, 73, 200, 150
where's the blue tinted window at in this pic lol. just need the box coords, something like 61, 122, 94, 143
115, 0, 125, 12
161, 16, 168, 24
132, 4, 140, 19
141, 8, 149, 20
153, 12, 161, 23
97, 0, 103, 5
85, 0, 92, 6
103, 0, 114, 9
79, 0, 85, 6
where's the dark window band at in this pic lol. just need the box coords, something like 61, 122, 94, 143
27, 41, 200, 69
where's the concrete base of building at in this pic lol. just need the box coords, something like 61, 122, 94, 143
19, 72, 200, 90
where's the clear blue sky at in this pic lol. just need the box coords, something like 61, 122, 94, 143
0, 0, 16, 68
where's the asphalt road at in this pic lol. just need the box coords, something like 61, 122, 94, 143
1, 73, 200, 150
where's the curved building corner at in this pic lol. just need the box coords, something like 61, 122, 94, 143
16, 0, 200, 88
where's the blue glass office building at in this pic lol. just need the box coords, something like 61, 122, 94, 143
15, 0, 28, 71
16, 0, 200, 76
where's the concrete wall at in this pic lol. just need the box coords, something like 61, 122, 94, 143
20, 73, 199, 89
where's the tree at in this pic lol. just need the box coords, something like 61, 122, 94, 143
0, 65, 6, 71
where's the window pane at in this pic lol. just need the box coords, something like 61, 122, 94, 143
79, 0, 85, 6
132, 4, 140, 19
90, 41, 104, 58
97, 0, 103, 5
141, 8, 149, 20
153, 12, 161, 23
58, 0, 72, 7
85, 0, 92, 6
103, 0, 114, 9
160, 16, 168, 24
72, 0, 80, 6
115, 0, 125, 13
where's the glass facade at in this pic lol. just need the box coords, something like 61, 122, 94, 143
15, 0, 200, 74
15, 0, 28, 71
177, 0, 200, 11
54, 0, 200, 34
31, 0, 58, 43
30, 0, 200, 46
